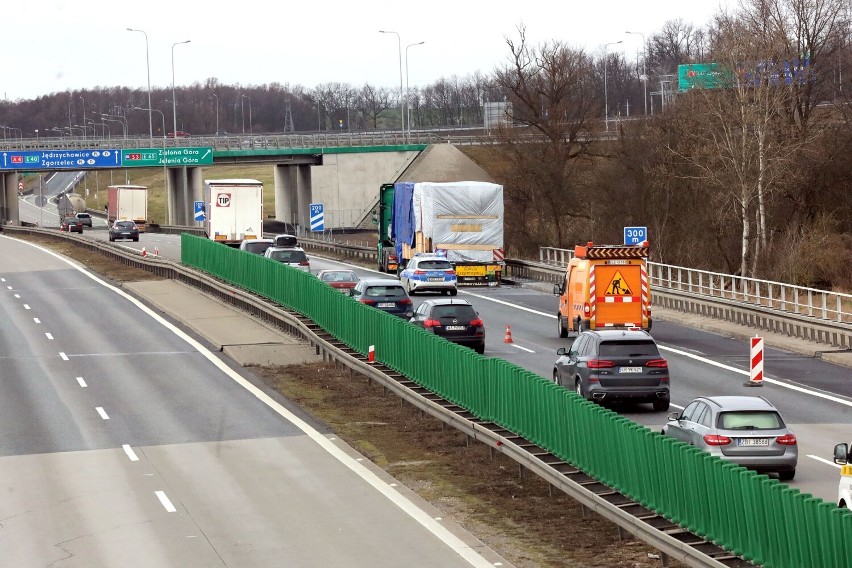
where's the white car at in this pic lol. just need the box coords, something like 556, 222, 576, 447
399, 254, 457, 295
264, 246, 311, 273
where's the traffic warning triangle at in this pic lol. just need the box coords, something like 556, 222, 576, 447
604, 270, 632, 296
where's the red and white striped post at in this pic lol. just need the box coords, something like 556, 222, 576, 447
744, 335, 764, 387
368, 345, 375, 363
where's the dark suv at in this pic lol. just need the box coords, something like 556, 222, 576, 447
410, 298, 485, 354
352, 278, 413, 319
553, 329, 670, 411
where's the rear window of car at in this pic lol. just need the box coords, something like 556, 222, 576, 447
269, 250, 307, 262
418, 260, 452, 270
115, 221, 135, 229
366, 285, 406, 297
598, 340, 660, 358
718, 411, 783, 430
431, 305, 477, 319
321, 271, 356, 282
76, 213, 91, 218
245, 242, 273, 254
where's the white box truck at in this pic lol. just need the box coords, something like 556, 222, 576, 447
204, 179, 264, 246
107, 185, 148, 231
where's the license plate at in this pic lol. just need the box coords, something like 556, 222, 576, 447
445, 325, 465, 331
619, 366, 642, 373
428, 277, 443, 282
377, 302, 395, 308
737, 438, 770, 447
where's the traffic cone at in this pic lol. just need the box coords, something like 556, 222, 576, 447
503, 325, 513, 343
141, 247, 147, 257
368, 345, 375, 363
154, 246, 159, 256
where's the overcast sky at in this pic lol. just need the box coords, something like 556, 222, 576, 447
2, 1, 728, 101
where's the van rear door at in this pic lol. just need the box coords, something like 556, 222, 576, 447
593, 260, 645, 328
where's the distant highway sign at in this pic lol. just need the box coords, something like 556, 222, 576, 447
1, 149, 120, 170
122, 147, 213, 167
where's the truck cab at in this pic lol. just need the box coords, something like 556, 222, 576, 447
833, 443, 852, 509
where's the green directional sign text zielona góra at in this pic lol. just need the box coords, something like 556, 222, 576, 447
122, 147, 213, 167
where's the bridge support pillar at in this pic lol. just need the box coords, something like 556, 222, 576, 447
0, 172, 20, 225
165, 167, 203, 225
274, 164, 312, 230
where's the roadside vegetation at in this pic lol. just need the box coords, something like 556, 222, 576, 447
5, 0, 850, 290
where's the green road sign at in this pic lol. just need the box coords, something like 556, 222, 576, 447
678, 63, 732, 91
122, 147, 213, 167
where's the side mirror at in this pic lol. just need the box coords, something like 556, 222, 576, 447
667, 411, 680, 422
835, 443, 849, 465
556, 347, 567, 356
553, 284, 560, 295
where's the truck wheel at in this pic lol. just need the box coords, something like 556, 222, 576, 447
557, 314, 568, 338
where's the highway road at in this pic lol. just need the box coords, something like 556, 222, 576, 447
0, 235, 506, 567
46, 230, 852, 505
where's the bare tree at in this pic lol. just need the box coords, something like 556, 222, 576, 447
353, 83, 393, 129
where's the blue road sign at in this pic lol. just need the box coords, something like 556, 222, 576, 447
624, 226, 648, 245
194, 201, 206, 222
310, 203, 324, 232
0, 149, 121, 170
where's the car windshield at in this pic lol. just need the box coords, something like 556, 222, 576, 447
431, 305, 477, 319
115, 221, 135, 229
718, 411, 783, 430
269, 250, 307, 262
322, 271, 356, 282
366, 285, 406, 297
418, 260, 452, 270
598, 340, 659, 357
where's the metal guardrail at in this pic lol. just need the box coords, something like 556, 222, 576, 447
0, 224, 738, 567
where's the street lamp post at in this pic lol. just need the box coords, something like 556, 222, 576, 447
127, 28, 153, 139
78, 95, 86, 140
604, 41, 622, 132
405, 41, 424, 140
132, 106, 172, 222
211, 93, 219, 134
241, 94, 252, 135
379, 30, 405, 139
626, 31, 648, 115
171, 40, 191, 135
96, 113, 127, 139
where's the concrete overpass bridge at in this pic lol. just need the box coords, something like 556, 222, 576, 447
0, 132, 448, 228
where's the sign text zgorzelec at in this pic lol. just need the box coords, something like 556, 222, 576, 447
121, 147, 214, 167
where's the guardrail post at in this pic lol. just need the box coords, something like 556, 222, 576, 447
808, 291, 813, 317
837, 296, 843, 323
822, 293, 827, 320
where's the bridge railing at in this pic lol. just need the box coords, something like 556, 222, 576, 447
534, 247, 852, 325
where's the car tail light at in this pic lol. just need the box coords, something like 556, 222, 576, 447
359, 299, 376, 305
414, 270, 426, 275
445, 269, 456, 275
646, 359, 668, 368
470, 318, 484, 327
703, 434, 732, 446
586, 359, 615, 369
299, 260, 310, 266
398, 298, 412, 305
776, 434, 797, 445
423, 319, 441, 328
583, 302, 591, 315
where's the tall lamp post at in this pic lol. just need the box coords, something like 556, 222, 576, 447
96, 113, 127, 140
626, 31, 648, 115
405, 41, 424, 140
132, 106, 172, 221
211, 93, 219, 134
604, 40, 622, 132
127, 28, 153, 139
379, 30, 405, 139
171, 40, 191, 135
241, 94, 252, 135
79, 95, 86, 140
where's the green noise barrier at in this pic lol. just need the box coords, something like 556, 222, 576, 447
182, 234, 851, 568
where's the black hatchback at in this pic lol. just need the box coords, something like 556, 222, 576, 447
108, 220, 139, 242
410, 298, 485, 354
352, 278, 413, 319
553, 329, 670, 411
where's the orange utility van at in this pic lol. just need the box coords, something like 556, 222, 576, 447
554, 242, 651, 336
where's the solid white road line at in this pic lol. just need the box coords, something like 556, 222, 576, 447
155, 490, 177, 513
59, 352, 69, 361
11, 236, 496, 568
123, 444, 140, 462
95, 407, 109, 420
511, 344, 535, 353
809, 454, 841, 469
45, 333, 53, 340
76, 377, 87, 387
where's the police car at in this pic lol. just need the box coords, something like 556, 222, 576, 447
399, 253, 458, 296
